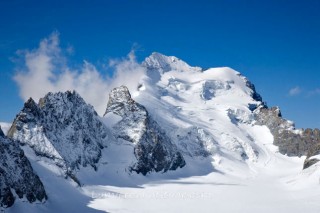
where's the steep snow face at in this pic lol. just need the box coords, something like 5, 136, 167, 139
135, 53, 264, 173
0, 127, 47, 208
8, 91, 111, 175
104, 86, 186, 175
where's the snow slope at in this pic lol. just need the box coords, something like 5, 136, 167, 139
138, 53, 264, 173
83, 125, 320, 213
7, 145, 102, 213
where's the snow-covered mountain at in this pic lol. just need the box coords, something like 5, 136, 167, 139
137, 53, 265, 171
2, 52, 320, 212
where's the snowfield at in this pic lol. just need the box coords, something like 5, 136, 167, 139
5, 53, 320, 212
10, 138, 320, 213
82, 126, 320, 213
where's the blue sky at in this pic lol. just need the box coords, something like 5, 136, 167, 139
0, 0, 319, 128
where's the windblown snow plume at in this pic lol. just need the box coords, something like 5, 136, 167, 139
14, 32, 146, 115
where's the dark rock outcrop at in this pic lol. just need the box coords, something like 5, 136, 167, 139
244, 77, 263, 103
0, 127, 47, 208
255, 106, 320, 168
104, 86, 186, 175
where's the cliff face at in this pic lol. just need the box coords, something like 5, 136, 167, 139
0, 127, 47, 208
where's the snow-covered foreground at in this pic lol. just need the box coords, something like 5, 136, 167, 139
82, 135, 320, 213
8, 139, 320, 213
7, 145, 100, 213
85, 174, 320, 213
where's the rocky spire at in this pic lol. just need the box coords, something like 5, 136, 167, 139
105, 86, 186, 175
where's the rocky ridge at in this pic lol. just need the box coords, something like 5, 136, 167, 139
7, 91, 110, 178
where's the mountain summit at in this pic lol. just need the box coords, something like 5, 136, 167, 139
143, 52, 202, 73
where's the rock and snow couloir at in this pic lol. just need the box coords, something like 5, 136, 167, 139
104, 85, 185, 175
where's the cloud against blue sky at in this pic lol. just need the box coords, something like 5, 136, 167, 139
308, 88, 320, 97
288, 86, 301, 96
0, 0, 319, 128
288, 86, 320, 97
14, 32, 146, 115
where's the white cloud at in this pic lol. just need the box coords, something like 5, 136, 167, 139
108, 50, 146, 96
288, 86, 301, 96
308, 88, 320, 96
14, 32, 146, 115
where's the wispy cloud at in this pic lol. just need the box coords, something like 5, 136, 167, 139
308, 88, 320, 96
288, 86, 301, 96
13, 32, 146, 115
288, 86, 320, 98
